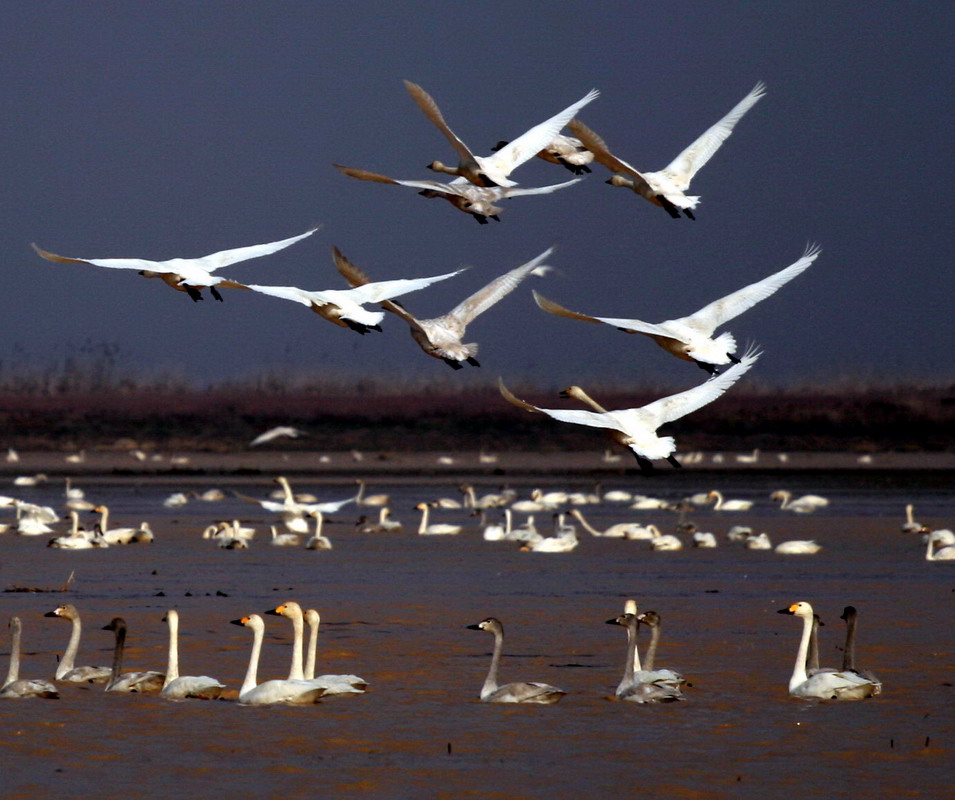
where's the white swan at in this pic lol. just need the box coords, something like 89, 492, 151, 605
775, 539, 822, 555
245, 248, 463, 335
568, 507, 644, 539
745, 532, 773, 550
1, 617, 59, 699
925, 534, 955, 561
467, 618, 565, 703
334, 164, 580, 224
47, 510, 108, 549
778, 602, 877, 700
265, 602, 367, 696
649, 530, 683, 551
629, 495, 671, 511
101, 617, 165, 693
482, 508, 512, 541
706, 490, 754, 511
355, 480, 390, 507
839, 606, 882, 694
533, 245, 817, 373
336, 247, 553, 369
770, 490, 830, 513
492, 133, 594, 175
32, 226, 318, 302
901, 504, 922, 534
304, 511, 333, 551
91, 505, 141, 545
229, 614, 325, 705
500, 348, 759, 471
692, 531, 718, 548
44, 604, 111, 682
270, 525, 301, 547
403, 79, 599, 188
415, 503, 462, 535
567, 82, 765, 218
160, 610, 225, 700
605, 608, 683, 703
250, 426, 306, 447
635, 611, 686, 685
526, 514, 578, 552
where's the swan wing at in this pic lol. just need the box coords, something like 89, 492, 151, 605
533, 291, 675, 339
500, 379, 626, 432
638, 348, 759, 426
683, 244, 820, 331
567, 119, 654, 191
33, 244, 171, 273
481, 89, 599, 179
244, 283, 314, 308
174, 227, 319, 272
403, 79, 478, 165
445, 247, 553, 326
500, 178, 582, 197
660, 82, 766, 189
344, 269, 466, 304
334, 164, 405, 186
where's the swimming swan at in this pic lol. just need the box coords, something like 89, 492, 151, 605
705, 490, 754, 511
499, 348, 759, 471
32, 226, 318, 302
337, 247, 554, 369
414, 503, 462, 535
44, 604, 112, 683
229, 614, 325, 705
304, 608, 368, 694
567, 82, 765, 218
567, 507, 644, 539
245, 247, 463, 335
605, 609, 684, 703
1, 617, 59, 699
466, 617, 565, 703
101, 617, 165, 693
774, 539, 822, 555
777, 602, 877, 700
403, 79, 598, 188
925, 534, 955, 561
160, 610, 225, 700
304, 511, 333, 550
770, 490, 830, 513
533, 244, 818, 373
334, 164, 580, 224
839, 606, 882, 694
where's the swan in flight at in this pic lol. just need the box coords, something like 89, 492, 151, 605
403, 79, 599, 187
334, 164, 580, 224
229, 614, 325, 705
159, 610, 225, 700
567, 82, 765, 218
32, 226, 318, 302
245, 247, 463, 334
337, 247, 553, 369
778, 602, 877, 700
102, 618, 165, 693
44, 604, 112, 683
770, 490, 830, 513
499, 348, 759, 472
250, 426, 306, 447
492, 133, 594, 175
605, 607, 684, 703
533, 244, 818, 374
466, 617, 565, 703
1, 617, 59, 699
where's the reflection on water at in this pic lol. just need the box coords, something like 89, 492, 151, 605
1, 464, 953, 798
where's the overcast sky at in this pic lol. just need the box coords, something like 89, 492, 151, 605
2, 2, 950, 395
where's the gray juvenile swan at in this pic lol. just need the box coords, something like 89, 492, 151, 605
1, 617, 59, 699
605, 606, 684, 703
102, 617, 165, 694
159, 610, 225, 700
839, 606, 882, 694
466, 618, 565, 704
45, 604, 112, 683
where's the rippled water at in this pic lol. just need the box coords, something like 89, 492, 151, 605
0, 462, 952, 798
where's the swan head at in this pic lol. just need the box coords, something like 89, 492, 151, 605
605, 612, 637, 628
44, 604, 78, 620
230, 614, 264, 632
467, 617, 502, 634
636, 611, 661, 629
266, 601, 302, 619
606, 174, 632, 188
777, 601, 813, 618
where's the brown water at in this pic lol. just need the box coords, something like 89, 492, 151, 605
0, 457, 952, 798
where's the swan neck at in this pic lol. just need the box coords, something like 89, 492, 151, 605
574, 511, 600, 536
790, 613, 812, 690
807, 617, 820, 672
644, 624, 660, 672
59, 615, 82, 676
417, 505, 429, 534
5, 620, 21, 685
241, 624, 263, 696
483, 629, 503, 696
109, 626, 126, 685
164, 616, 180, 685
288, 611, 305, 681
305, 618, 319, 681
842, 614, 857, 671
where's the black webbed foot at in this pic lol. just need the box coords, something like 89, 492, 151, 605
633, 453, 655, 474
472, 214, 489, 225
489, 215, 501, 222
344, 319, 371, 335
696, 361, 719, 375
210, 286, 224, 302
443, 358, 464, 370
186, 286, 203, 302
658, 195, 681, 219
683, 208, 696, 221
466, 356, 481, 367
667, 454, 683, 469
728, 353, 741, 364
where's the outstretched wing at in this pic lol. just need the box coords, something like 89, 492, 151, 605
502, 179, 582, 198
347, 269, 465, 304
533, 291, 674, 339
684, 244, 819, 331
404, 80, 477, 165
32, 243, 169, 273
567, 118, 654, 192
499, 377, 623, 431
661, 82, 766, 188
183, 227, 319, 272
447, 247, 553, 326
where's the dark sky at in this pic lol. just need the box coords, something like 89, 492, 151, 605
2, 3, 951, 394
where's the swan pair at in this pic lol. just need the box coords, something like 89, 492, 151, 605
334, 246, 554, 369
499, 347, 759, 472
778, 602, 878, 700
467, 618, 565, 703
533, 244, 818, 374
567, 81, 765, 219
33, 226, 318, 301
606, 600, 685, 703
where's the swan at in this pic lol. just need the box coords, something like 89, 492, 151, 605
355, 480, 390, 507
91, 505, 141, 545
334, 164, 580, 224
47, 510, 108, 549
250, 426, 306, 447
725, 524, 753, 542
629, 495, 671, 510
269, 525, 301, 547
901, 504, 922, 534
706, 490, 754, 511
64, 477, 85, 500
635, 611, 686, 685
921, 526, 955, 546
32, 226, 318, 302
304, 511, 333, 550
403, 79, 599, 187
415, 503, 462, 535
770, 490, 830, 513
925, 534, 955, 561
526, 514, 578, 552
163, 492, 190, 508
566, 82, 765, 218
839, 606, 882, 694
492, 133, 594, 175
44, 604, 112, 683
605, 609, 683, 703
533, 244, 817, 374
335, 246, 554, 369
159, 610, 225, 700
745, 532, 773, 550
466, 618, 564, 703
775, 539, 822, 555
510, 489, 556, 513
101, 618, 165, 693
461, 484, 513, 509
603, 489, 633, 503
649, 531, 683, 551
229, 614, 325, 705
568, 507, 644, 539
1, 617, 59, 699
15, 503, 56, 535
482, 508, 512, 541
265, 602, 367, 695
357, 506, 404, 534
778, 602, 877, 700
692, 531, 718, 548
500, 348, 759, 472
245, 248, 463, 335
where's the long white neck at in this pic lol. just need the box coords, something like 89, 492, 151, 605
241, 624, 264, 696
164, 615, 180, 686
572, 510, 601, 537
287, 610, 305, 681
4, 619, 21, 685
99, 507, 110, 530
503, 508, 512, 535
711, 491, 724, 510
617, 617, 641, 695
926, 535, 936, 561
417, 505, 430, 534
277, 477, 295, 505
305, 616, 319, 681
482, 629, 503, 697
56, 616, 82, 678
790, 613, 812, 690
